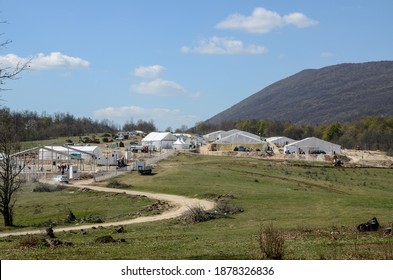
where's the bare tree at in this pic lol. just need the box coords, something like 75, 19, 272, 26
0, 20, 29, 226
0, 117, 24, 226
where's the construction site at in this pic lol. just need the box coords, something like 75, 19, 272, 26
11, 143, 174, 183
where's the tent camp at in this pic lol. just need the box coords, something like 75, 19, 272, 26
141, 132, 177, 150
284, 137, 341, 155
266, 136, 296, 147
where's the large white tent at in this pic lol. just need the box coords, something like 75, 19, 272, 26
141, 132, 177, 150
38, 146, 103, 162
213, 131, 265, 145
284, 137, 341, 154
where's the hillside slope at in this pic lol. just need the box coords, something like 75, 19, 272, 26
206, 61, 393, 124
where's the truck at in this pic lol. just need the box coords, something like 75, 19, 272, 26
135, 160, 153, 175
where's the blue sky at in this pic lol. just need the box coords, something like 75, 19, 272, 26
1, 0, 393, 131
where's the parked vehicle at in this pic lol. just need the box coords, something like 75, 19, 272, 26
136, 160, 153, 175
54, 175, 69, 184
234, 146, 250, 152
310, 150, 326, 154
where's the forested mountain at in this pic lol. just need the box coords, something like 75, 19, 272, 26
206, 61, 393, 125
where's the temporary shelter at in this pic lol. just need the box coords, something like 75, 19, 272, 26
214, 131, 263, 144
141, 132, 177, 150
266, 136, 296, 147
203, 130, 226, 143
38, 146, 103, 163
212, 131, 266, 151
173, 138, 189, 150
284, 137, 341, 154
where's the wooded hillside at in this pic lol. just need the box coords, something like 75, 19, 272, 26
206, 61, 393, 125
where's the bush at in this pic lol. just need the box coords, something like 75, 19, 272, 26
215, 201, 243, 215
107, 179, 130, 189
18, 235, 43, 248
180, 205, 215, 224
33, 183, 67, 192
258, 223, 285, 260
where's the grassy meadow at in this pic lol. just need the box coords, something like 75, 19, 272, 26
1, 153, 393, 259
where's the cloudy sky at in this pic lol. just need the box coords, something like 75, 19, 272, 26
1, 0, 393, 130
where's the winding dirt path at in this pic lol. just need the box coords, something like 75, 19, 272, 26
0, 180, 215, 238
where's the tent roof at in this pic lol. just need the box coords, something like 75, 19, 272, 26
285, 137, 341, 149
203, 130, 226, 138
213, 132, 265, 145
142, 132, 177, 142
174, 138, 186, 145
266, 136, 295, 143
42, 146, 99, 152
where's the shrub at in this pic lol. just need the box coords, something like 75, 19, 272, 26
107, 179, 129, 189
180, 205, 215, 224
33, 183, 67, 192
18, 235, 42, 248
258, 223, 285, 260
215, 201, 243, 215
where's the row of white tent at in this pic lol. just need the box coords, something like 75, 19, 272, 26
141, 132, 192, 150
37, 132, 341, 163
204, 129, 341, 154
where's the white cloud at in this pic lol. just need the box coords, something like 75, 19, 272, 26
131, 78, 185, 96
321, 52, 336, 58
93, 105, 146, 118
133, 65, 165, 78
181, 36, 267, 55
216, 7, 318, 33
283, 13, 319, 28
93, 105, 200, 129
0, 52, 90, 70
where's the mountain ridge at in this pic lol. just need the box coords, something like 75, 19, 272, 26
205, 61, 393, 125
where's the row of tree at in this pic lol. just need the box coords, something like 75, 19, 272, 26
0, 108, 162, 141
190, 116, 393, 154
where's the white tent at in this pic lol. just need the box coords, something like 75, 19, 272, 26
213, 131, 265, 145
173, 138, 189, 150
284, 137, 341, 154
38, 146, 103, 162
141, 132, 177, 150
203, 130, 226, 142
266, 136, 296, 147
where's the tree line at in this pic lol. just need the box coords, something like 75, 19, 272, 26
190, 116, 393, 154
0, 107, 159, 142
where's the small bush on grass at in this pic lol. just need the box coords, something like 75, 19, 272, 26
107, 179, 130, 189
18, 235, 44, 248
215, 201, 243, 215
180, 200, 243, 224
180, 205, 215, 224
33, 183, 67, 192
258, 223, 285, 260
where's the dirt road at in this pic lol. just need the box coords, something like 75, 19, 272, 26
0, 180, 215, 238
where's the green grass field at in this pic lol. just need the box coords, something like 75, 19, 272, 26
1, 153, 393, 259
